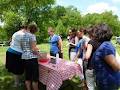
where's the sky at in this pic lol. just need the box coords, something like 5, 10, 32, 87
56, 0, 120, 19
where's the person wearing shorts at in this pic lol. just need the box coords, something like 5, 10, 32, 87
21, 24, 39, 90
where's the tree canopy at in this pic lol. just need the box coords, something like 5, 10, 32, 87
0, 0, 120, 42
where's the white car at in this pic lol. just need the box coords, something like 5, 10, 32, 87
116, 36, 120, 44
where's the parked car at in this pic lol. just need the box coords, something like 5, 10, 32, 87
116, 36, 120, 44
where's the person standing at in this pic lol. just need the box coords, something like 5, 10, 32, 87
73, 28, 90, 89
84, 27, 101, 90
68, 28, 79, 61
21, 24, 39, 90
48, 27, 63, 59
5, 25, 27, 87
92, 23, 120, 90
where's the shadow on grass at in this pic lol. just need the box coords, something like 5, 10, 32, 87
0, 65, 25, 90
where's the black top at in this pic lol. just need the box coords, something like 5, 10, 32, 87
87, 39, 101, 69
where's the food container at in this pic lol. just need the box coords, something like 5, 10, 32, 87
38, 51, 49, 63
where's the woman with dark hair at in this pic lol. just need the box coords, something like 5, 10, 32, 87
21, 24, 39, 90
68, 28, 79, 61
84, 27, 101, 90
73, 28, 90, 89
92, 23, 120, 90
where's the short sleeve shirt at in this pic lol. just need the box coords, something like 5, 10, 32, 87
49, 34, 60, 54
75, 39, 85, 53
87, 40, 100, 69
75, 36, 90, 58
92, 41, 120, 89
21, 32, 37, 59
10, 30, 24, 53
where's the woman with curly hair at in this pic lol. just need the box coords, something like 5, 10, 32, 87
92, 23, 120, 90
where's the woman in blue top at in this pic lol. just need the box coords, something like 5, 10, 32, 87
48, 27, 63, 58
92, 23, 120, 90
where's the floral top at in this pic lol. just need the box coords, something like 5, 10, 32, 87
92, 41, 120, 90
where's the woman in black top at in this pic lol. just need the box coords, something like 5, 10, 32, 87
84, 28, 101, 90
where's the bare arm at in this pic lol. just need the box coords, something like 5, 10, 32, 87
58, 38, 63, 53
104, 55, 120, 71
69, 36, 79, 46
85, 44, 93, 60
31, 41, 39, 51
31, 41, 40, 55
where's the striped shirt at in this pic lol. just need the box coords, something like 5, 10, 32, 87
21, 32, 38, 60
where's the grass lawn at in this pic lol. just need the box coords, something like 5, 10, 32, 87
111, 37, 120, 54
0, 39, 120, 90
0, 40, 81, 90
37, 40, 69, 60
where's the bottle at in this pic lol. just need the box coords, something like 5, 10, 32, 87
56, 53, 59, 64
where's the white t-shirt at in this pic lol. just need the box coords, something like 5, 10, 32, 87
82, 35, 90, 43
10, 30, 25, 53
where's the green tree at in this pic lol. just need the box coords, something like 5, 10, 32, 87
62, 6, 82, 29
56, 19, 66, 38
101, 11, 120, 36
3, 11, 22, 39
0, 0, 55, 42
0, 26, 7, 41
1, 1, 120, 41
0, 0, 55, 23
50, 6, 66, 26
82, 11, 120, 36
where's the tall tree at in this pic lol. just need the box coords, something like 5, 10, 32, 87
3, 11, 22, 39
0, 26, 7, 41
0, 0, 55, 42
56, 19, 66, 38
0, 0, 55, 24
62, 6, 82, 29
82, 11, 120, 36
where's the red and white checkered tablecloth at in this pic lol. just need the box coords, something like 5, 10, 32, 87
39, 58, 82, 90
